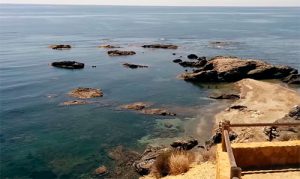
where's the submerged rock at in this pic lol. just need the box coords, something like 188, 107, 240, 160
179, 59, 207, 68
49, 44, 71, 50
133, 145, 169, 175
98, 45, 120, 48
51, 61, 84, 69
209, 93, 240, 100
142, 44, 178, 49
123, 63, 148, 69
69, 87, 103, 99
141, 108, 176, 116
61, 100, 91, 106
179, 56, 298, 83
107, 50, 136, 56
170, 137, 198, 150
120, 102, 149, 110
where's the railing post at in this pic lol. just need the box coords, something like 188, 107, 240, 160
221, 121, 230, 152
230, 166, 242, 179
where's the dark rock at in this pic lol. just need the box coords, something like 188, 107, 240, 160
198, 56, 207, 61
170, 137, 198, 150
107, 50, 136, 56
142, 108, 176, 116
205, 128, 237, 148
123, 63, 148, 69
178, 59, 207, 68
180, 70, 218, 82
173, 59, 182, 63
51, 61, 84, 69
49, 44, 71, 50
142, 44, 178, 49
133, 145, 169, 175
187, 54, 198, 59
92, 65, 96, 68
172, 53, 176, 55
209, 93, 240, 100
228, 105, 247, 111
282, 74, 300, 84
288, 105, 300, 120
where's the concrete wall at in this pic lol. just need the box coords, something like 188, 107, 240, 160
216, 140, 300, 179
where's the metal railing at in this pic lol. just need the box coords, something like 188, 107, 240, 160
220, 121, 300, 179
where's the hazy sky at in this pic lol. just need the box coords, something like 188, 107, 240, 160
1, 0, 300, 6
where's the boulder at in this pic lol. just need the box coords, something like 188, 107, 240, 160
198, 56, 207, 61
205, 128, 237, 148
179, 56, 298, 83
282, 74, 300, 84
69, 87, 103, 99
288, 105, 300, 120
170, 137, 198, 150
120, 102, 149, 110
142, 108, 176, 116
51, 61, 84, 69
49, 44, 71, 50
209, 93, 240, 100
187, 54, 198, 59
107, 50, 136, 56
173, 59, 182, 63
94, 165, 108, 176
133, 145, 169, 175
179, 59, 207, 68
123, 63, 148, 69
142, 44, 178, 49
98, 45, 120, 48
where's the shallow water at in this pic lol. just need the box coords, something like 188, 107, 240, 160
0, 4, 299, 178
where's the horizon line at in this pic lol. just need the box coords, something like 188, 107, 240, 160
1, 3, 300, 7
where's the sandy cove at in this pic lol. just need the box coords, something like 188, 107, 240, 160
215, 79, 300, 142
142, 79, 300, 179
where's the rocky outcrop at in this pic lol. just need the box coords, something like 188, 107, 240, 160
133, 145, 169, 175
107, 50, 136, 56
282, 74, 300, 84
179, 59, 207, 68
170, 137, 198, 150
120, 102, 149, 110
49, 44, 71, 50
121, 102, 176, 116
142, 44, 178, 49
141, 108, 176, 116
209, 93, 240, 100
123, 63, 148, 69
288, 105, 300, 120
98, 45, 120, 48
51, 61, 84, 69
179, 56, 298, 83
69, 87, 103, 99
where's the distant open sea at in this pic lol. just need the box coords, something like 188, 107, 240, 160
0, 4, 299, 178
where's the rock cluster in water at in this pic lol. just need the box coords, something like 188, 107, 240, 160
178, 56, 298, 83
69, 87, 103, 99
142, 44, 178, 49
51, 61, 84, 69
121, 102, 176, 116
123, 63, 148, 69
107, 50, 136, 56
49, 44, 71, 50
98, 44, 121, 48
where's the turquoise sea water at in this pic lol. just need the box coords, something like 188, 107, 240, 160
0, 4, 300, 178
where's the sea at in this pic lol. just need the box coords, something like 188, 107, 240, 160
0, 4, 299, 178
